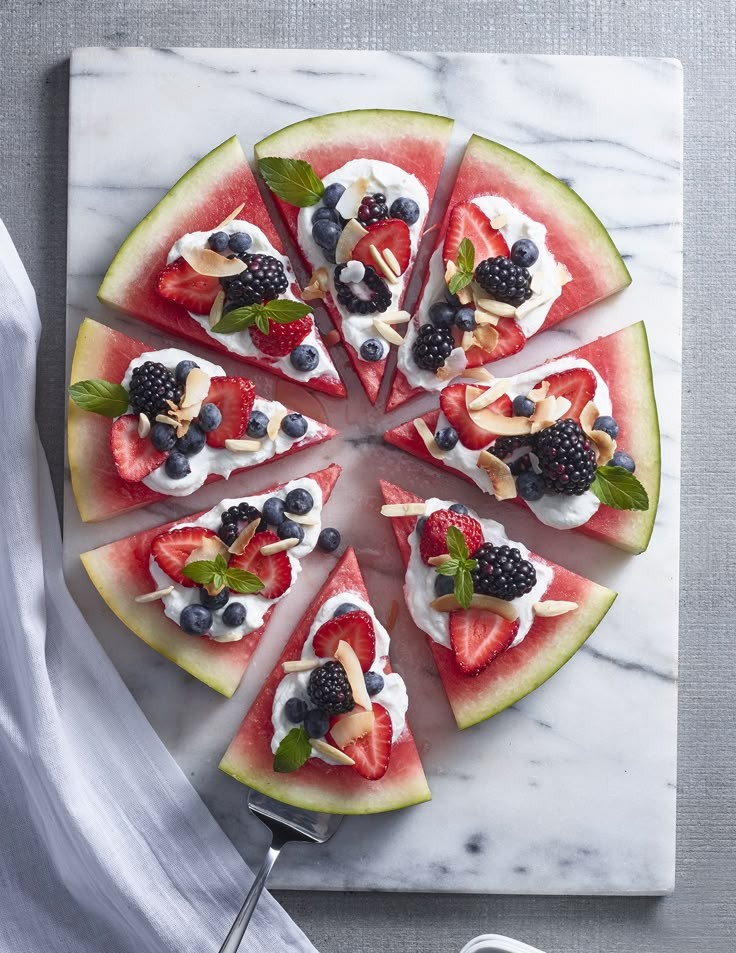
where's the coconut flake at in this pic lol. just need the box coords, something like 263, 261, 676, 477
528, 381, 550, 403
180, 244, 246, 278
413, 417, 445, 460
476, 449, 517, 500
428, 554, 451, 567
335, 218, 369, 263
580, 399, 616, 464
556, 262, 573, 286
490, 214, 508, 229
227, 519, 262, 555
429, 593, 520, 620
380, 502, 426, 517
472, 324, 499, 353
335, 640, 372, 711
186, 535, 228, 566
330, 710, 375, 749
335, 177, 369, 220
530, 271, 545, 293
209, 290, 225, 327
533, 600, 579, 617
516, 291, 552, 320
474, 309, 499, 327
259, 537, 299, 556
137, 413, 151, 439
468, 379, 510, 410
181, 367, 211, 409
461, 366, 495, 383
303, 267, 329, 301
134, 586, 174, 603
214, 203, 245, 229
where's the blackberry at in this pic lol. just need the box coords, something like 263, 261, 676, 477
536, 419, 597, 495
471, 543, 537, 601
475, 256, 532, 306
220, 253, 288, 309
128, 361, 182, 418
217, 502, 267, 545
334, 264, 392, 315
490, 434, 537, 475
411, 324, 454, 371
307, 661, 355, 715
357, 192, 389, 225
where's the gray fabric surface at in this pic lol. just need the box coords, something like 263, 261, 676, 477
0, 2, 732, 951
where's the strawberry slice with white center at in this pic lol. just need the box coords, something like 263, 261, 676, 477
156, 257, 222, 314
110, 414, 168, 482
443, 201, 509, 267
440, 384, 514, 451
312, 611, 376, 672
150, 526, 220, 588
337, 703, 393, 780
204, 376, 255, 449
539, 367, 597, 422
351, 219, 411, 276
229, 530, 293, 599
449, 610, 520, 675
464, 318, 526, 367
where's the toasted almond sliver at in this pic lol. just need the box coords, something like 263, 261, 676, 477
430, 593, 520, 621
335, 218, 368, 263
468, 379, 510, 410
490, 214, 508, 229
134, 586, 174, 603
413, 417, 445, 460
155, 414, 177, 428
309, 738, 355, 766
383, 247, 402, 277
474, 309, 499, 326
260, 537, 300, 556
473, 323, 500, 353
533, 600, 579, 618
373, 319, 404, 345
476, 297, 517, 318
378, 309, 411, 325
182, 367, 211, 408
476, 450, 517, 501
282, 658, 320, 674
224, 438, 263, 452
209, 289, 225, 326
267, 407, 288, 442
284, 510, 320, 526
380, 502, 426, 517
528, 381, 551, 403
556, 262, 573, 286
215, 202, 245, 229
180, 244, 246, 278
530, 271, 545, 293
516, 291, 552, 320
137, 413, 151, 439
228, 518, 261, 555
369, 245, 399, 285
428, 554, 451, 566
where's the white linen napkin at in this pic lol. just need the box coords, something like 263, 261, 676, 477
0, 218, 318, 953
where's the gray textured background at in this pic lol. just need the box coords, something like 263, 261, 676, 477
1, 2, 732, 951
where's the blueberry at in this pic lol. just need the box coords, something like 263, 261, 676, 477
200, 586, 230, 610
318, 527, 341, 552
445, 289, 461, 307
435, 426, 459, 451
175, 359, 199, 385
278, 520, 305, 543
333, 602, 360, 618
312, 219, 342, 252
312, 206, 341, 224
512, 395, 535, 417
322, 182, 345, 209
164, 452, 190, 480
222, 602, 246, 628
449, 502, 469, 514
262, 496, 286, 526
455, 306, 476, 332
290, 344, 319, 372
285, 487, 313, 515
228, 232, 252, 255
510, 239, 539, 268
198, 402, 222, 432
593, 415, 619, 440
429, 301, 457, 328
175, 422, 206, 456
516, 471, 546, 502
179, 604, 212, 636
304, 708, 330, 738
611, 451, 636, 473
281, 413, 308, 439
364, 671, 385, 696
246, 410, 269, 439
389, 196, 420, 226
434, 574, 455, 597
360, 338, 384, 362
150, 421, 177, 452
208, 231, 230, 253
285, 697, 308, 723
416, 516, 427, 537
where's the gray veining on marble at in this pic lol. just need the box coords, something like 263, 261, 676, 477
63, 49, 682, 894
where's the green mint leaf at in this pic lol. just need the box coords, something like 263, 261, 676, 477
255, 311, 270, 335
448, 270, 474, 295
211, 305, 261, 334
456, 237, 475, 274
181, 560, 217, 585
446, 525, 470, 561
454, 568, 474, 610
68, 379, 129, 417
590, 466, 649, 511
262, 299, 313, 324
437, 557, 461, 577
214, 554, 229, 572
258, 157, 325, 207
273, 725, 312, 773
222, 567, 265, 595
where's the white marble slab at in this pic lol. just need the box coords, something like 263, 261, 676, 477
64, 50, 682, 894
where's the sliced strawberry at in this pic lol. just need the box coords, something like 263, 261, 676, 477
110, 414, 168, 482
204, 376, 255, 449
312, 611, 376, 672
539, 367, 597, 422
351, 219, 412, 275
464, 319, 526, 367
440, 384, 513, 451
443, 201, 509, 267
155, 257, 221, 314
150, 526, 220, 588
419, 509, 484, 564
339, 703, 393, 780
248, 315, 312, 358
229, 530, 292, 599
449, 610, 519, 675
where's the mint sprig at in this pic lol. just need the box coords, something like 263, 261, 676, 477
447, 237, 475, 295
590, 465, 649, 511
212, 298, 313, 335
273, 725, 312, 773
182, 553, 264, 594
436, 525, 478, 609
69, 379, 129, 417
258, 157, 325, 207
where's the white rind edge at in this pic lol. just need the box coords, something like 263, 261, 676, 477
459, 935, 546, 953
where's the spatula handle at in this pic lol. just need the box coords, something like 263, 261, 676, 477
218, 842, 282, 953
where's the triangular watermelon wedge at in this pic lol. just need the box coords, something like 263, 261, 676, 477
68, 318, 338, 523
80, 464, 341, 697
220, 547, 431, 814
380, 481, 616, 730
387, 133, 632, 411
385, 321, 659, 554
97, 136, 346, 398
254, 110, 454, 404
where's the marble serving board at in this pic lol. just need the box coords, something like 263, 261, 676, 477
64, 50, 682, 894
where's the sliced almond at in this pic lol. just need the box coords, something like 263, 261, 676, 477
468, 379, 510, 410
430, 593, 520, 620
137, 413, 151, 439
474, 309, 499, 326
476, 450, 517, 500
134, 585, 174, 603
530, 271, 545, 293
413, 417, 445, 460
309, 738, 355, 766
267, 407, 288, 441
335, 640, 372, 711
380, 502, 426, 517
330, 710, 375, 749
472, 323, 500, 353
556, 262, 573, 286
335, 218, 368, 263
369, 244, 399, 284
282, 658, 320, 674
533, 600, 579, 618
335, 177, 369, 220
383, 247, 403, 277
181, 366, 211, 409
224, 438, 263, 452
444, 262, 472, 304
180, 244, 246, 278
215, 203, 245, 229
284, 510, 320, 526
428, 554, 451, 566
490, 213, 508, 229
377, 309, 411, 325
528, 380, 550, 403
227, 518, 261, 555
209, 289, 225, 326
260, 537, 300, 556
373, 319, 404, 345
155, 414, 177, 428
475, 297, 518, 318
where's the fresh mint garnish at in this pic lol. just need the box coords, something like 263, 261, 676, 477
273, 725, 312, 773
436, 525, 478, 609
447, 237, 475, 295
590, 465, 649, 511
182, 553, 264, 594
68, 379, 129, 417
258, 156, 325, 207
211, 298, 313, 335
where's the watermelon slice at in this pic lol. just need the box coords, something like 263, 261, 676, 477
97, 136, 346, 398
254, 110, 454, 404
387, 133, 632, 411
68, 318, 338, 523
380, 481, 616, 730
80, 464, 341, 697
220, 547, 431, 813
384, 321, 659, 554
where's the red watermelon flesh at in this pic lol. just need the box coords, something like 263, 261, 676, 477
220, 547, 431, 813
384, 322, 659, 555
68, 318, 338, 523
254, 110, 454, 404
379, 481, 616, 730
80, 464, 341, 697
97, 136, 345, 398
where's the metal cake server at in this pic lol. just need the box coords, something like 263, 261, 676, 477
218, 789, 343, 953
